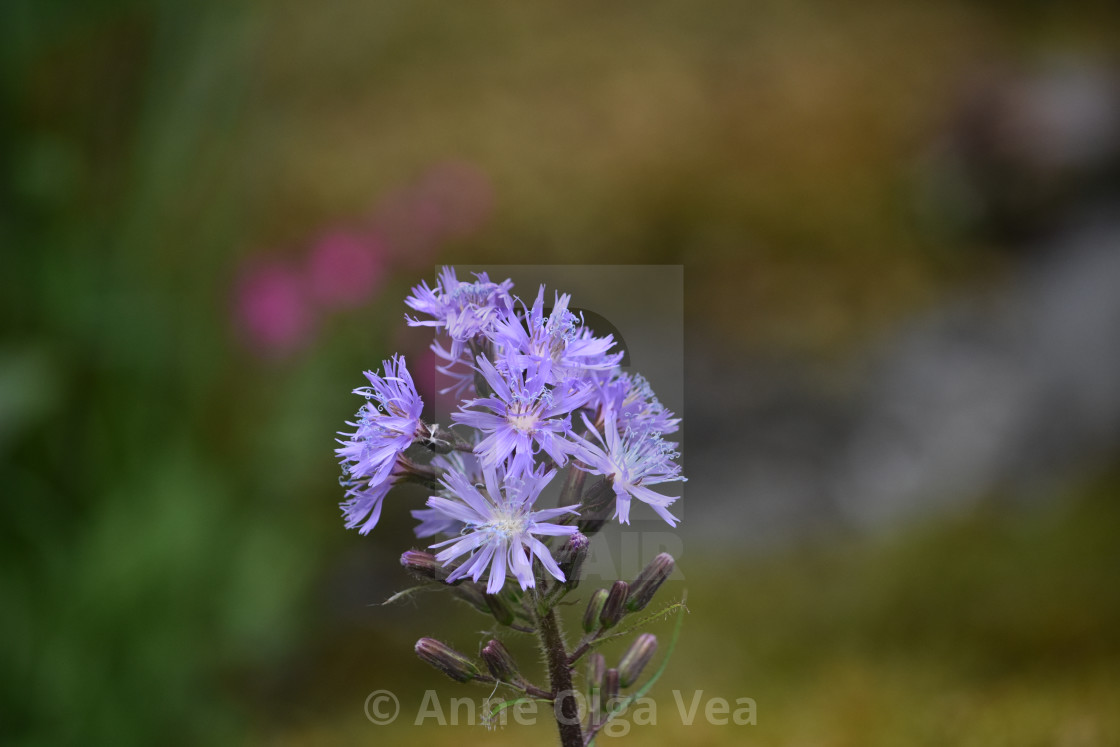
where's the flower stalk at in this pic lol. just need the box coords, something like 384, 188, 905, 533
535, 597, 583, 747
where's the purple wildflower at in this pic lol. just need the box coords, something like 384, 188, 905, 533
571, 409, 684, 527
409, 450, 481, 538
341, 456, 440, 535
593, 372, 680, 436
430, 337, 477, 398
431, 448, 483, 482
490, 286, 623, 385
336, 356, 424, 531
453, 356, 594, 473
405, 267, 514, 357
426, 465, 579, 593
411, 507, 464, 538
340, 470, 395, 535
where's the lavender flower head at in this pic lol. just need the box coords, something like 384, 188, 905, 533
405, 267, 513, 358
490, 286, 623, 385
453, 356, 594, 474
336, 355, 424, 532
572, 408, 684, 527
339, 465, 397, 535
594, 371, 680, 435
427, 465, 579, 593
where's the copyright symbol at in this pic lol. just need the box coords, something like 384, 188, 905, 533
364, 690, 400, 725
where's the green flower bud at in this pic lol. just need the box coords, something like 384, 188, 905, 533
618, 633, 658, 687
626, 553, 675, 612
587, 652, 606, 697
583, 588, 608, 633
576, 478, 616, 536
604, 667, 620, 704
415, 638, 479, 683
480, 639, 521, 683
452, 582, 491, 615
559, 531, 590, 589
400, 550, 445, 581
599, 580, 629, 629
485, 593, 515, 626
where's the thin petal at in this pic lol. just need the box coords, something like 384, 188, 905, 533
425, 496, 484, 525
525, 537, 565, 582
530, 521, 580, 536
487, 539, 508, 593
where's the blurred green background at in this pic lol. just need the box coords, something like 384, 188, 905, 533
3, 1, 1119, 745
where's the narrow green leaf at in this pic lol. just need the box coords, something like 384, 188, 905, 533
484, 696, 553, 726
377, 584, 437, 606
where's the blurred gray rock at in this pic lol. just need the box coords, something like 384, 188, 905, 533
688, 58, 1120, 546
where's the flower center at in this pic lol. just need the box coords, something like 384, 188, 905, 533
451, 282, 499, 311
507, 411, 539, 433
487, 509, 528, 540
608, 456, 628, 485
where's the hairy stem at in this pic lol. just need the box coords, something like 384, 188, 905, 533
566, 634, 600, 667
535, 597, 583, 747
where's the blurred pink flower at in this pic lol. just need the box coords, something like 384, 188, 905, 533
374, 160, 494, 265
307, 230, 386, 309
234, 259, 314, 356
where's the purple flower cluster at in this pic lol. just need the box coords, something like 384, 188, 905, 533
336, 267, 684, 592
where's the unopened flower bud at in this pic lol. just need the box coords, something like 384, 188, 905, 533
415, 638, 479, 682
577, 478, 616, 536
400, 550, 444, 581
453, 582, 491, 616
599, 580, 629, 629
583, 588, 608, 633
558, 467, 587, 510
626, 553, 675, 612
587, 652, 606, 697
558, 532, 589, 588
485, 593, 515, 627
603, 667, 620, 703
618, 633, 658, 687
481, 639, 521, 683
